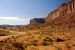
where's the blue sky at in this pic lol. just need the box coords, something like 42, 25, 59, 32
0, 0, 69, 25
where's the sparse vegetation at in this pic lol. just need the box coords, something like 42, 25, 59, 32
0, 1, 75, 50
12, 42, 24, 50
0, 29, 75, 50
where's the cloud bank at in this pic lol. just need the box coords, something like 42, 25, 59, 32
0, 16, 30, 25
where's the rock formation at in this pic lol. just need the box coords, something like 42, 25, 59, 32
30, 0, 75, 25
30, 18, 45, 25
46, 0, 75, 24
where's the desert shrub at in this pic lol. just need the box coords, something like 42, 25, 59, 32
0, 40, 3, 43
0, 34, 6, 36
56, 38, 65, 42
31, 40, 38, 46
43, 37, 53, 45
12, 42, 24, 50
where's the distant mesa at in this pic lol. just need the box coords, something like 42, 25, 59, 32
30, 18, 45, 25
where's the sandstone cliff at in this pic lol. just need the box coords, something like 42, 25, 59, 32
46, 0, 75, 24
30, 0, 75, 26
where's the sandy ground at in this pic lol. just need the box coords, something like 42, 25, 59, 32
0, 29, 28, 41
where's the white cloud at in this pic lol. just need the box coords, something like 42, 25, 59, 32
0, 16, 30, 25
0, 17, 25, 20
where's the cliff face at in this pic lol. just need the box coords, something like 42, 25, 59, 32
30, 0, 75, 25
46, 0, 75, 24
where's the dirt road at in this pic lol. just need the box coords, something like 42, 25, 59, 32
0, 29, 28, 41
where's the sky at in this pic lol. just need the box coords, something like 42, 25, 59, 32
0, 0, 69, 25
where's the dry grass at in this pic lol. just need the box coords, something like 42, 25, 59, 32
0, 28, 75, 50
